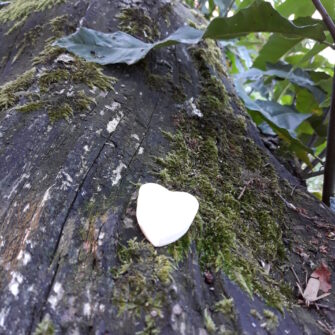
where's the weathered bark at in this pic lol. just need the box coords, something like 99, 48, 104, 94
0, 1, 334, 334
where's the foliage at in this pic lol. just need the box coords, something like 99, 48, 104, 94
55, 0, 334, 189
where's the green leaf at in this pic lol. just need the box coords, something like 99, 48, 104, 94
253, 34, 302, 70
234, 78, 313, 164
203, 0, 326, 41
276, 0, 316, 18
296, 88, 322, 115
55, 28, 154, 65
54, 0, 327, 66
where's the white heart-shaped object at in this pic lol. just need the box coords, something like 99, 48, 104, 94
136, 183, 199, 247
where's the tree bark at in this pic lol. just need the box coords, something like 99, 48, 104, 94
0, 1, 335, 334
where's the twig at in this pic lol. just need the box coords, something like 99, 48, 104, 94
312, 0, 335, 205
302, 149, 325, 174
312, 0, 335, 41
237, 179, 252, 200
290, 265, 302, 285
302, 169, 325, 179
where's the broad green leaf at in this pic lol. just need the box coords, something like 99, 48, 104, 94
234, 78, 313, 164
55, 26, 203, 65
320, 96, 331, 108
296, 88, 322, 115
276, 0, 315, 18
55, 28, 154, 65
253, 34, 302, 70
54, 0, 327, 66
203, 0, 326, 41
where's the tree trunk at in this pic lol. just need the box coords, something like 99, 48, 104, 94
0, 1, 334, 334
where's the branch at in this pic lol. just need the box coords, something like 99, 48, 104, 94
303, 170, 325, 179
312, 0, 335, 205
312, 0, 335, 42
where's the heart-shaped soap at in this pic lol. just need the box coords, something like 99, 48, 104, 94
136, 183, 199, 247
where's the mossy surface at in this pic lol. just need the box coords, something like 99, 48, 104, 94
0, 0, 65, 34
156, 41, 291, 310
0, 68, 36, 110
112, 238, 174, 334
33, 318, 54, 335
117, 7, 160, 42
1, 47, 115, 121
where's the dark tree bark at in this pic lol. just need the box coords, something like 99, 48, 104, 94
0, 1, 335, 334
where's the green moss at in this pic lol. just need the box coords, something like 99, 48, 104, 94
204, 308, 216, 334
112, 238, 174, 333
161, 3, 172, 27
117, 7, 160, 42
0, 68, 36, 111
48, 102, 73, 122
13, 25, 43, 63
0, 0, 65, 34
17, 101, 44, 113
33, 318, 54, 335
250, 309, 262, 320
49, 15, 69, 37
33, 46, 65, 66
263, 309, 279, 331
146, 71, 186, 103
39, 68, 70, 91
156, 41, 290, 311
214, 298, 234, 315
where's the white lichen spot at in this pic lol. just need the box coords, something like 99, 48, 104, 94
48, 282, 64, 310
107, 111, 124, 134
84, 145, 89, 152
183, 97, 203, 118
105, 101, 121, 112
9, 272, 24, 297
55, 54, 75, 64
23, 204, 30, 213
23, 182, 31, 189
131, 134, 140, 141
17, 250, 31, 265
99, 304, 105, 312
59, 171, 73, 191
6, 173, 30, 199
41, 186, 52, 207
0, 308, 9, 328
138, 147, 144, 155
83, 303, 91, 317
100, 110, 105, 116
111, 162, 127, 186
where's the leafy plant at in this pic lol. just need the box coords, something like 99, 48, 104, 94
55, 0, 335, 204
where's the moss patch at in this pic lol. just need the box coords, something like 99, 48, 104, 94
0, 68, 36, 110
33, 317, 54, 335
117, 7, 160, 42
0, 0, 65, 34
1, 51, 115, 121
214, 298, 234, 315
156, 41, 291, 310
112, 238, 174, 334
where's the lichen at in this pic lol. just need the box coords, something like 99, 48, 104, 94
112, 238, 174, 334
0, 0, 66, 34
156, 40, 291, 310
117, 7, 160, 42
